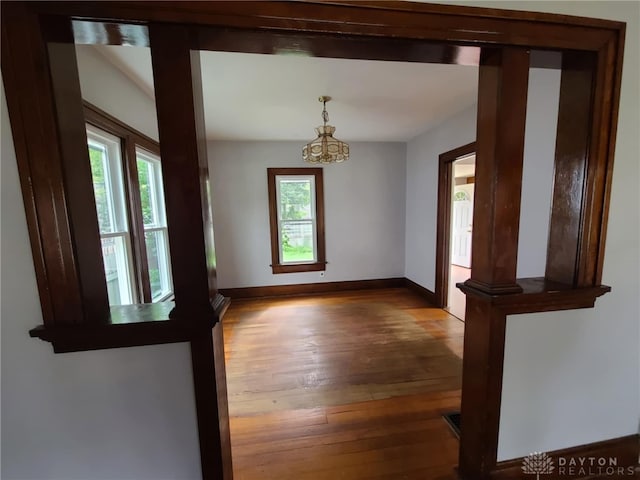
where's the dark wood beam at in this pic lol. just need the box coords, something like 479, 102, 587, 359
31, 1, 618, 51
196, 27, 481, 65
465, 47, 529, 295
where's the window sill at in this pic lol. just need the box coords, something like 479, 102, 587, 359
29, 295, 230, 353
457, 277, 610, 314
271, 262, 327, 274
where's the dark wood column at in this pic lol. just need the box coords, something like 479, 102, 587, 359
44, 17, 110, 323
546, 52, 597, 286
465, 47, 530, 295
149, 24, 232, 480
458, 299, 507, 479
2, 5, 108, 325
458, 47, 530, 480
149, 24, 216, 319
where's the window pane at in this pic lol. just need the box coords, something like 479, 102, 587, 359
87, 127, 129, 233
145, 229, 172, 301
101, 236, 134, 305
279, 179, 312, 220
88, 144, 113, 234
137, 149, 166, 230
137, 157, 157, 227
281, 220, 315, 263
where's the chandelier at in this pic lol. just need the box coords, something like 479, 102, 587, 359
302, 96, 349, 164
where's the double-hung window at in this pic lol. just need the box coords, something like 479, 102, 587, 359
267, 168, 325, 274
85, 103, 173, 305
87, 126, 136, 305
136, 148, 172, 301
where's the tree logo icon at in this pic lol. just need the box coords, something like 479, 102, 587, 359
522, 452, 555, 479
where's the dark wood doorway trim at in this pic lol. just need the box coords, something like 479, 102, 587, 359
435, 141, 476, 309
1, 2, 626, 480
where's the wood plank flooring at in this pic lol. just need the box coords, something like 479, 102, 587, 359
222, 288, 464, 479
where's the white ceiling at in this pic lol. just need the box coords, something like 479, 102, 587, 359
92, 45, 478, 142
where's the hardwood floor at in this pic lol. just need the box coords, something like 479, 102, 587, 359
222, 288, 464, 479
447, 265, 471, 321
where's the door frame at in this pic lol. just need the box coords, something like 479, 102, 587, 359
435, 142, 476, 308
2, 3, 625, 480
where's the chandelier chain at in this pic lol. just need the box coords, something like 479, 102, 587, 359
322, 100, 329, 125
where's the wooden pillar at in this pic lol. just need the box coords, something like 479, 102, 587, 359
44, 17, 110, 323
149, 24, 231, 480
546, 52, 597, 286
149, 24, 216, 319
458, 299, 507, 479
458, 47, 530, 480
464, 47, 530, 295
1, 5, 109, 325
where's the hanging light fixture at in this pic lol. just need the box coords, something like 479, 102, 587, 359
302, 96, 349, 164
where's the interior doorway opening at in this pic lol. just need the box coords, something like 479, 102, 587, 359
435, 142, 476, 319
447, 153, 475, 321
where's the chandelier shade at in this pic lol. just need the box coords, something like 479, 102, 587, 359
303, 96, 349, 164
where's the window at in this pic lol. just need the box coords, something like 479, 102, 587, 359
87, 126, 136, 305
267, 168, 325, 274
85, 103, 173, 305
136, 148, 172, 301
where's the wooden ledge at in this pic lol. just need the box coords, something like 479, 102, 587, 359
30, 296, 231, 353
458, 277, 611, 315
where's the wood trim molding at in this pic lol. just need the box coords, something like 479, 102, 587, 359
404, 278, 438, 305
219, 278, 406, 299
84, 101, 159, 154
220, 278, 438, 306
267, 167, 326, 275
490, 434, 639, 479
435, 141, 476, 308
459, 278, 610, 315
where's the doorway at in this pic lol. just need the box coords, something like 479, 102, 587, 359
435, 142, 476, 320
447, 154, 475, 320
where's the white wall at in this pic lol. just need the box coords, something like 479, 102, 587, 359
75, 46, 158, 141
1, 80, 202, 479
208, 141, 406, 288
405, 67, 560, 291
490, 1, 640, 461
516, 67, 560, 278
404, 105, 477, 291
